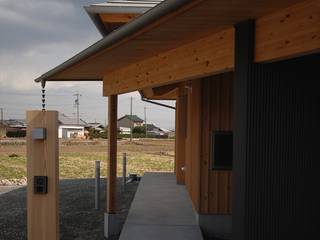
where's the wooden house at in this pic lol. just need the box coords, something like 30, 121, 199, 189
33, 0, 319, 239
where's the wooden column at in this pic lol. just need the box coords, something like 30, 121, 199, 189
107, 95, 118, 213
175, 84, 187, 184
27, 110, 59, 240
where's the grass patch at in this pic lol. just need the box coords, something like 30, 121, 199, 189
0, 140, 174, 181
0, 155, 26, 180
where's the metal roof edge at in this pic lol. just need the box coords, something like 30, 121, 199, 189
84, 6, 109, 37
34, 0, 191, 83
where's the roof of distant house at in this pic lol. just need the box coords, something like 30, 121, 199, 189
2, 119, 26, 128
58, 113, 87, 126
118, 115, 144, 122
86, 122, 105, 128
144, 123, 158, 130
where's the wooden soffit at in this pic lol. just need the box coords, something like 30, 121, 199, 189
103, 0, 319, 95
41, 0, 319, 96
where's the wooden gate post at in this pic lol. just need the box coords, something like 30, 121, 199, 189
27, 110, 59, 240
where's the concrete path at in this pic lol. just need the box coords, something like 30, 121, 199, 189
0, 186, 23, 195
120, 172, 203, 240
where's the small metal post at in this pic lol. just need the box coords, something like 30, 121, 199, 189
95, 160, 100, 210
122, 153, 127, 188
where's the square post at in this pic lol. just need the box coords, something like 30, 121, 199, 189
105, 95, 120, 237
26, 110, 59, 240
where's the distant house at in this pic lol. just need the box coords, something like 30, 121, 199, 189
58, 113, 87, 139
1, 119, 27, 137
117, 115, 144, 133
145, 124, 168, 137
119, 127, 131, 135
2, 119, 26, 130
86, 122, 105, 133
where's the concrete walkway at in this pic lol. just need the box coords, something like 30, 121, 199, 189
119, 172, 203, 240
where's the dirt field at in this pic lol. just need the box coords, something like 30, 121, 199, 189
0, 139, 175, 184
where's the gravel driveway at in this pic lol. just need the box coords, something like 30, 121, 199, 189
0, 179, 138, 240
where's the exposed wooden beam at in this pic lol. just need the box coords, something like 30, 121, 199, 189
103, 28, 234, 95
99, 13, 139, 23
255, 0, 320, 62
103, 0, 319, 96
107, 95, 118, 214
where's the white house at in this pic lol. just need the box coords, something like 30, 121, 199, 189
58, 113, 87, 139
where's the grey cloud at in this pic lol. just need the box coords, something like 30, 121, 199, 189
0, 0, 175, 129
0, 0, 102, 53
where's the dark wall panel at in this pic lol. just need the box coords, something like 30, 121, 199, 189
233, 20, 319, 240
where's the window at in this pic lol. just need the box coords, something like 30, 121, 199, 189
211, 131, 233, 170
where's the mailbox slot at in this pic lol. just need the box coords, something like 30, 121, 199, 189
34, 176, 48, 194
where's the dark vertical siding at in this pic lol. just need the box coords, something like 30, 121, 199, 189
233, 19, 319, 240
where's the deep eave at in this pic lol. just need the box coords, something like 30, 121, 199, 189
34, 0, 318, 96
34, 0, 189, 83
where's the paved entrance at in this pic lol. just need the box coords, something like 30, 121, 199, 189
120, 172, 203, 240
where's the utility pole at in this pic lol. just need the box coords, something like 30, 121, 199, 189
0, 108, 3, 126
130, 96, 133, 142
74, 92, 82, 125
144, 106, 147, 138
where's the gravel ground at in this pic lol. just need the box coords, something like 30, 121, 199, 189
0, 179, 138, 240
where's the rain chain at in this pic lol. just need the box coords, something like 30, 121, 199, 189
41, 80, 46, 111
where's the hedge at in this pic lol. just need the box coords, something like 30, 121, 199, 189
6, 130, 26, 138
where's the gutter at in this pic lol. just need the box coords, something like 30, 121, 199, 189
140, 93, 175, 110
34, 0, 191, 83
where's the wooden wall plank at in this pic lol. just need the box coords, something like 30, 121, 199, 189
175, 84, 187, 184
27, 111, 59, 240
200, 80, 210, 213
185, 79, 202, 211
200, 73, 233, 215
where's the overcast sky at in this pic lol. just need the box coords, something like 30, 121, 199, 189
0, 0, 175, 129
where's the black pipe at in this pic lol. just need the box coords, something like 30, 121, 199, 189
140, 93, 175, 110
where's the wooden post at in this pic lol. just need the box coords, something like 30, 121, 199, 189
104, 95, 119, 238
107, 95, 118, 213
175, 84, 187, 184
26, 110, 59, 240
